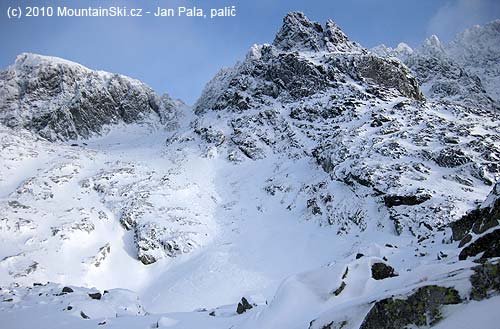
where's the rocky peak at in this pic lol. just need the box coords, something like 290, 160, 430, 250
323, 19, 360, 52
195, 12, 424, 115
425, 35, 442, 48
420, 35, 445, 57
273, 12, 361, 53
449, 19, 500, 57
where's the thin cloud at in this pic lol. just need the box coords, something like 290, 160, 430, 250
427, 0, 500, 42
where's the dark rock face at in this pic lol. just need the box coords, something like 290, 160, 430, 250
434, 148, 472, 168
0, 53, 178, 141
451, 182, 500, 242
355, 55, 423, 101
371, 262, 398, 280
451, 180, 500, 260
236, 297, 253, 314
470, 261, 500, 301
459, 229, 500, 260
360, 285, 461, 329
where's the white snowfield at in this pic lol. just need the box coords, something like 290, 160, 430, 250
1, 13, 500, 329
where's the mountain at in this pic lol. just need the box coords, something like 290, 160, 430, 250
447, 19, 500, 102
372, 20, 500, 109
191, 12, 497, 236
0, 53, 180, 141
1, 12, 500, 329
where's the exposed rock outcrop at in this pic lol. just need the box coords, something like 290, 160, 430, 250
451, 180, 500, 260
360, 285, 461, 329
470, 260, 500, 301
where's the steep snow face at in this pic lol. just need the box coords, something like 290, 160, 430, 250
372, 21, 500, 108
0, 53, 179, 141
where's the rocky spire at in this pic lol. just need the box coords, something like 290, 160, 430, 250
323, 19, 360, 52
273, 12, 362, 53
420, 35, 445, 57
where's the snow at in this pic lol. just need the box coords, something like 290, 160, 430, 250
13, 53, 147, 89
434, 296, 500, 329
372, 19, 500, 107
1, 14, 500, 329
1, 119, 494, 328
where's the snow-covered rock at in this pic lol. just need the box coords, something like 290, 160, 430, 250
272, 12, 363, 53
0, 53, 180, 141
191, 12, 498, 237
373, 21, 500, 109
447, 20, 500, 102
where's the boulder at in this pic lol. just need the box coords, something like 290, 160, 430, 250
88, 292, 102, 300
62, 286, 73, 293
236, 297, 253, 314
371, 262, 398, 280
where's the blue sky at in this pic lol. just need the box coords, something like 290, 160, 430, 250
1, 0, 499, 104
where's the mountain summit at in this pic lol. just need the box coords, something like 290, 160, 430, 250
273, 12, 362, 53
195, 11, 422, 115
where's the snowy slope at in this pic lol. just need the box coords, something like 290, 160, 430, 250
1, 12, 500, 329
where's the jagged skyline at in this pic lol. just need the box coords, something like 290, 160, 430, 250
1, 0, 499, 104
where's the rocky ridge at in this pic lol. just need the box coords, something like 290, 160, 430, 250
372, 20, 500, 109
0, 53, 180, 141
